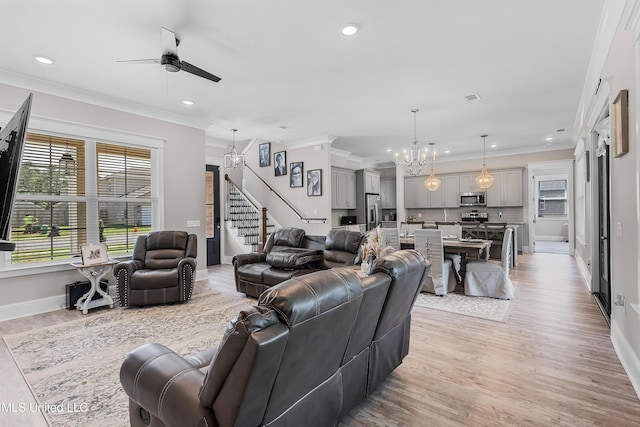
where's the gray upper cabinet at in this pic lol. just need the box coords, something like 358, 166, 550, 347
443, 175, 460, 207
459, 173, 480, 194
380, 178, 396, 208
331, 167, 356, 209
404, 176, 429, 208
364, 170, 381, 193
486, 168, 523, 207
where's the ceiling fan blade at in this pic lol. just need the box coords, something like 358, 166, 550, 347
116, 58, 161, 65
161, 27, 179, 56
180, 61, 222, 82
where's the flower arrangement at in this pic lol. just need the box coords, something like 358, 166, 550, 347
361, 226, 395, 261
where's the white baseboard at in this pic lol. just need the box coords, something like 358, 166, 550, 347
611, 318, 640, 400
0, 294, 67, 322
535, 236, 566, 242
574, 252, 593, 292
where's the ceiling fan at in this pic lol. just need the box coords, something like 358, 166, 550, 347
117, 27, 221, 83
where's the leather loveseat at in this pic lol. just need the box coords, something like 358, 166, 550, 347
233, 227, 364, 298
119, 249, 429, 427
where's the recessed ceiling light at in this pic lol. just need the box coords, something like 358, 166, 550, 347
341, 23, 359, 36
444, 150, 451, 154
279, 125, 288, 130
490, 144, 498, 148
545, 137, 553, 141
33, 55, 55, 65
182, 99, 194, 106
386, 148, 392, 152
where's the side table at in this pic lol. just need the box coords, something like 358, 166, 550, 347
70, 260, 117, 314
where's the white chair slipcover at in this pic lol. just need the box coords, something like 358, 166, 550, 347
381, 227, 401, 252
464, 228, 514, 299
437, 224, 463, 282
414, 229, 457, 295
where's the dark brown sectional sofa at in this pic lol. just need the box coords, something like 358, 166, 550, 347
119, 249, 429, 427
233, 227, 365, 298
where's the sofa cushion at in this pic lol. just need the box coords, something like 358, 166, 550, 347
271, 227, 306, 248
131, 268, 179, 289
322, 229, 364, 268
266, 247, 323, 269
237, 262, 272, 284
263, 267, 317, 286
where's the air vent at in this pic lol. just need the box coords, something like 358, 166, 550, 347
556, 128, 566, 133
464, 93, 481, 102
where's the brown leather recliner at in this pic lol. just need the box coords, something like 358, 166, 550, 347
114, 230, 197, 307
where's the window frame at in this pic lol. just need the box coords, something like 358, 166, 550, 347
0, 112, 164, 277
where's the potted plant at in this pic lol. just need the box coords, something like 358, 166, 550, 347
361, 226, 395, 275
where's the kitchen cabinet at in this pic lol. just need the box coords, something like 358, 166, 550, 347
404, 176, 429, 208
443, 175, 460, 207
405, 174, 459, 208
380, 178, 396, 208
459, 173, 480, 193
331, 167, 356, 209
486, 168, 523, 207
360, 170, 380, 194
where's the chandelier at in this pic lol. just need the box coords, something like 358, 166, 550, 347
224, 129, 245, 169
424, 142, 440, 191
396, 109, 429, 177
475, 134, 494, 189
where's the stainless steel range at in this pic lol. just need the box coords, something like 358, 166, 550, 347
461, 211, 488, 222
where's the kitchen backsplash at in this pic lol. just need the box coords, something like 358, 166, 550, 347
406, 207, 525, 224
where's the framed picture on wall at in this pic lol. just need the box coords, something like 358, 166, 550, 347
612, 89, 629, 158
307, 169, 322, 196
274, 151, 286, 176
259, 142, 271, 167
290, 162, 303, 187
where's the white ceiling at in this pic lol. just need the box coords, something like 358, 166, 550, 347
0, 0, 604, 166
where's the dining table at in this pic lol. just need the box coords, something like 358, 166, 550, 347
400, 236, 492, 261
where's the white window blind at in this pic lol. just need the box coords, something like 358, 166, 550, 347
10, 133, 155, 264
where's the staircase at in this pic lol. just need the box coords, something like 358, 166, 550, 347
227, 186, 272, 252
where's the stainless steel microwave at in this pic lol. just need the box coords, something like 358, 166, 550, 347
459, 192, 486, 207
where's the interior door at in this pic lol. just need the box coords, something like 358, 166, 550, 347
205, 165, 221, 266
595, 145, 611, 318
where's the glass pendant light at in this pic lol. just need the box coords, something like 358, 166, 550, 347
475, 134, 494, 189
424, 142, 440, 191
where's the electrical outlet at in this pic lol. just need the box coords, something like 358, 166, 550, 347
616, 221, 623, 237
418, 213, 422, 218
186, 220, 200, 228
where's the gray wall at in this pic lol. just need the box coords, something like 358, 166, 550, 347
0, 83, 206, 308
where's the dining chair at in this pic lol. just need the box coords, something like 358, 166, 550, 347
413, 229, 457, 296
482, 222, 508, 259
436, 224, 462, 282
461, 221, 482, 239
464, 227, 514, 299
381, 227, 401, 252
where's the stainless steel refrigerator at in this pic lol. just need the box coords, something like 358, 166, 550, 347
365, 194, 381, 231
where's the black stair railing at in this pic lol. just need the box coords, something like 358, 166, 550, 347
244, 164, 326, 223
225, 174, 268, 251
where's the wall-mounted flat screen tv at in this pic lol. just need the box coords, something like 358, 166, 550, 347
0, 93, 33, 251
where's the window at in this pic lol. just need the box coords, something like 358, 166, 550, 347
538, 179, 567, 217
9, 132, 158, 265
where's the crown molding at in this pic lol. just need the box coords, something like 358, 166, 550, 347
0, 70, 208, 130
286, 135, 336, 149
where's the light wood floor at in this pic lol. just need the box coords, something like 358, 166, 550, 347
1, 252, 640, 426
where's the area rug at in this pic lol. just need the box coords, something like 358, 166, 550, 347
413, 282, 518, 323
3, 291, 254, 427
